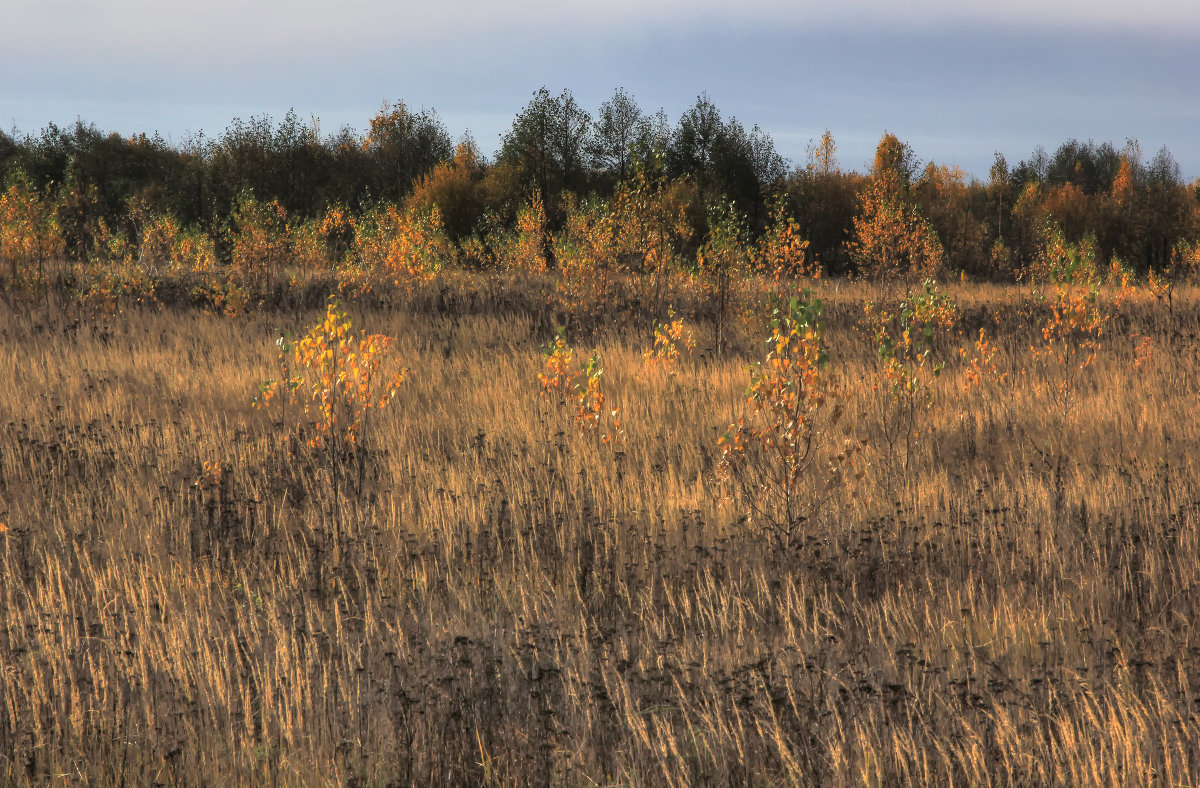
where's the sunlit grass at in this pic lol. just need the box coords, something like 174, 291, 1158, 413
1, 278, 1199, 784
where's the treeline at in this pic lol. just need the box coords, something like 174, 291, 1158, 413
1, 86, 1199, 280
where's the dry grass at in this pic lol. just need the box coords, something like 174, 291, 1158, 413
2, 278, 1200, 785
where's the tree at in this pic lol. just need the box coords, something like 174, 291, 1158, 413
0, 169, 64, 289
668, 95, 786, 200
270, 111, 335, 217
209, 114, 280, 212
915, 163, 987, 276
590, 88, 648, 184
849, 133, 942, 285
718, 291, 858, 547
668, 94, 787, 233
698, 198, 748, 355
611, 154, 693, 321
630, 108, 673, 165
322, 124, 373, 212
405, 138, 485, 242
787, 130, 857, 276
1040, 182, 1094, 245
987, 152, 1011, 242
667, 95, 723, 179
0, 129, 21, 176
497, 87, 593, 219
362, 102, 453, 204
1012, 145, 1050, 187
807, 129, 838, 178
1141, 146, 1190, 270
733, 122, 788, 212
1045, 139, 1121, 195
872, 131, 919, 188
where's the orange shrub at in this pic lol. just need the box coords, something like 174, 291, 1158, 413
538, 328, 623, 445
753, 194, 816, 282
254, 298, 408, 452
491, 193, 548, 274
227, 190, 290, 289
641, 307, 695, 376
719, 291, 859, 545
0, 171, 63, 290
351, 204, 453, 290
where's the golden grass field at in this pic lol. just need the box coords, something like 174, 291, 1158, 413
2, 276, 1199, 785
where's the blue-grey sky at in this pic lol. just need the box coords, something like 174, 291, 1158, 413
4, 0, 1198, 179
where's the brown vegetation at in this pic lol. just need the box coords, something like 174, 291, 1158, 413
2, 272, 1199, 784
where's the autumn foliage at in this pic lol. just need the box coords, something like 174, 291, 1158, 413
718, 291, 859, 545
849, 135, 944, 285
0, 170, 63, 290
538, 328, 623, 445
255, 298, 407, 451
11, 95, 1200, 788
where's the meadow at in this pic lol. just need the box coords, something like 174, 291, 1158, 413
2, 269, 1199, 785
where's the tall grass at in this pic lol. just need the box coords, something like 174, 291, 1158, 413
2, 279, 1199, 785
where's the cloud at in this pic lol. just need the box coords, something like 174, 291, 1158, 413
6, 0, 1199, 60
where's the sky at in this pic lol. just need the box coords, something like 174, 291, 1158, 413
3, 0, 1199, 180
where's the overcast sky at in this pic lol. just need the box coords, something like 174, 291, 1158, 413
4, 0, 1198, 179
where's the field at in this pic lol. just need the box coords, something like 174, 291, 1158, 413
1, 274, 1199, 785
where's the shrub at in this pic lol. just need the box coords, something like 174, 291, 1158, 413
719, 290, 859, 546
538, 328, 623, 445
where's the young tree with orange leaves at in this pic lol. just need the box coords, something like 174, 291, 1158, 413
697, 198, 748, 356
405, 139, 485, 242
753, 193, 816, 283
719, 291, 859, 547
487, 193, 549, 274
641, 307, 695, 378
226, 190, 290, 290
849, 133, 943, 286
538, 328, 623, 446
254, 299, 408, 518
554, 193, 623, 323
863, 279, 959, 498
351, 203, 454, 291
0, 171, 63, 291
612, 155, 692, 326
